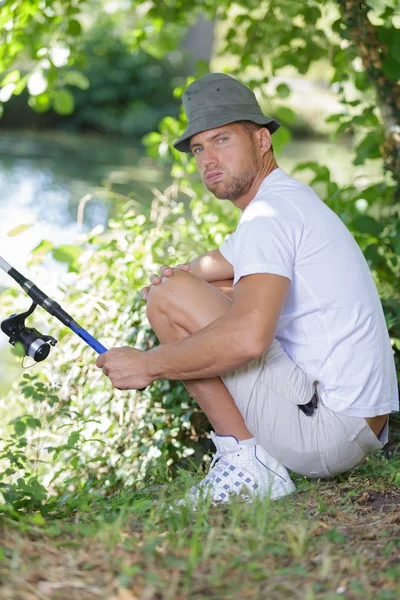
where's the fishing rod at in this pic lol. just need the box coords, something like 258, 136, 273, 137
0, 255, 107, 362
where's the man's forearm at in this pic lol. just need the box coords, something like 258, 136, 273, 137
189, 249, 233, 282
189, 253, 217, 280
145, 312, 264, 382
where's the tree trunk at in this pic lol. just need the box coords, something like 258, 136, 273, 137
180, 15, 215, 74
337, 0, 400, 199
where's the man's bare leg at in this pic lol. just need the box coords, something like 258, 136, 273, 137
146, 270, 253, 439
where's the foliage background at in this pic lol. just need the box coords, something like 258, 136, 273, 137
0, 0, 399, 513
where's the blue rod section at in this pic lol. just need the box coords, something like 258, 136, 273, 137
69, 322, 108, 354
1, 256, 108, 356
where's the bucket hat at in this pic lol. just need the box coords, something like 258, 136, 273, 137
173, 73, 280, 153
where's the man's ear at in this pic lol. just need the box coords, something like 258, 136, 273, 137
258, 127, 272, 155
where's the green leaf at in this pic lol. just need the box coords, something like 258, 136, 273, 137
142, 132, 162, 146
275, 83, 291, 98
274, 106, 296, 125
1, 69, 20, 86
7, 224, 33, 237
27, 477, 47, 501
325, 113, 343, 124
354, 70, 369, 92
64, 70, 90, 90
29, 93, 51, 114
52, 245, 83, 266
67, 19, 82, 36
53, 88, 75, 115
13, 74, 29, 96
11, 342, 26, 358
363, 244, 384, 270
31, 239, 54, 260
382, 56, 400, 82
356, 109, 380, 128
25, 416, 41, 429
21, 386, 35, 398
351, 216, 384, 237
272, 125, 292, 154
13, 420, 26, 437
67, 431, 80, 448
29, 513, 45, 525
303, 6, 322, 23
354, 131, 383, 165
376, 25, 400, 62
294, 162, 331, 183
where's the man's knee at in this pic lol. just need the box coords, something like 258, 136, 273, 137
146, 269, 197, 322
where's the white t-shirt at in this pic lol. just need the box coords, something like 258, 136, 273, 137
219, 168, 399, 418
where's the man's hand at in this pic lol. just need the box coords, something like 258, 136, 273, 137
96, 347, 152, 390
141, 263, 191, 300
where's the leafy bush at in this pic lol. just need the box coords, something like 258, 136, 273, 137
66, 16, 185, 137
0, 184, 238, 513
0, 11, 185, 137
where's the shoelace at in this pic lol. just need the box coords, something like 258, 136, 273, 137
209, 432, 250, 469
209, 447, 238, 470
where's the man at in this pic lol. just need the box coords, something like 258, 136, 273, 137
97, 73, 399, 506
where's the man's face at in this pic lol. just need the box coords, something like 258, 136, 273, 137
189, 123, 263, 202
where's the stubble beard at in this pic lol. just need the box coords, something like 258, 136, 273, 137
204, 144, 259, 201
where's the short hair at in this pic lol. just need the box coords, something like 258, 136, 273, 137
240, 121, 263, 134
239, 120, 274, 154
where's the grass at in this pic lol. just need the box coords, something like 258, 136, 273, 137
0, 452, 399, 600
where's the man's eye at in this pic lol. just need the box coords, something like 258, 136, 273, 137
193, 147, 202, 155
218, 137, 228, 144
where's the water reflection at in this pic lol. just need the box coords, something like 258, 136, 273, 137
0, 130, 161, 229
0, 130, 167, 287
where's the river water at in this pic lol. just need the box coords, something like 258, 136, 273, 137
0, 129, 382, 394
0, 130, 168, 286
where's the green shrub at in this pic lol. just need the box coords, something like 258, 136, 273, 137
0, 184, 238, 512
68, 17, 185, 137
0, 14, 185, 137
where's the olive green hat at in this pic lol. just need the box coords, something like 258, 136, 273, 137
173, 73, 280, 153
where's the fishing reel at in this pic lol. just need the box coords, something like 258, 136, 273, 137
1, 302, 57, 362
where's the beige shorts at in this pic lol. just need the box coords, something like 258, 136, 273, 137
221, 340, 384, 478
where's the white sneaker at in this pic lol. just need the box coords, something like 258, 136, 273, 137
178, 432, 295, 507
